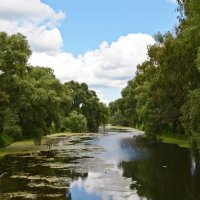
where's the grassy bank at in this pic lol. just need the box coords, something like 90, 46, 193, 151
0, 132, 79, 157
158, 135, 190, 148
0, 127, 191, 157
111, 125, 190, 148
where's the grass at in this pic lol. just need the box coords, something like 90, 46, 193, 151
111, 125, 190, 149
0, 128, 191, 157
0, 132, 76, 157
0, 131, 98, 157
0, 138, 46, 157
158, 134, 190, 148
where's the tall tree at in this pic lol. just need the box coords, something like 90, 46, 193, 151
65, 81, 108, 131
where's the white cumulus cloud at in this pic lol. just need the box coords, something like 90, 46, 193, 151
0, 0, 65, 52
0, 0, 155, 102
0, 0, 65, 23
30, 33, 155, 89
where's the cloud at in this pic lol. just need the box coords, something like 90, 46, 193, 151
0, 0, 65, 52
70, 171, 142, 200
0, 0, 65, 24
29, 33, 155, 89
0, 0, 155, 102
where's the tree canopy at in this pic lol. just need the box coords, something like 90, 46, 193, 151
109, 0, 200, 159
0, 32, 108, 147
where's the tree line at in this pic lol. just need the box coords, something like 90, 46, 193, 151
0, 32, 108, 147
109, 0, 200, 159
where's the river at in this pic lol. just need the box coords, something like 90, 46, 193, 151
0, 128, 200, 200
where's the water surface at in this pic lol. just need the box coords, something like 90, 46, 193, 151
0, 129, 200, 200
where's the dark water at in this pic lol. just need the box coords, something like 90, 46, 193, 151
0, 129, 200, 200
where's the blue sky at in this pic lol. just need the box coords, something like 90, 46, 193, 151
0, 0, 178, 103
43, 0, 178, 55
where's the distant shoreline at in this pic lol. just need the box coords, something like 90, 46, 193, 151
110, 125, 190, 149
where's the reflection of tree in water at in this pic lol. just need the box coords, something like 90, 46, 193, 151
119, 140, 200, 200
0, 150, 88, 199
66, 191, 72, 200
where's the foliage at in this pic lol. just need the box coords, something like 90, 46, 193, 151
190, 133, 200, 163
62, 111, 87, 133
65, 81, 108, 132
0, 133, 14, 147
182, 89, 200, 161
109, 98, 129, 126
3, 109, 21, 138
0, 32, 108, 147
182, 89, 200, 135
109, 0, 200, 157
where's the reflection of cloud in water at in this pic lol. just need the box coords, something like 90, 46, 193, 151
70, 170, 146, 200
90, 133, 148, 165
190, 153, 196, 176
69, 131, 147, 200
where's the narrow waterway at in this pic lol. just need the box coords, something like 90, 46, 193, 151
0, 128, 200, 200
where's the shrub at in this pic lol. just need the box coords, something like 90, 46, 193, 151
61, 111, 87, 133
0, 134, 14, 147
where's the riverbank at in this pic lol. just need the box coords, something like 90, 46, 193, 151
110, 125, 190, 148
0, 127, 190, 157
0, 132, 90, 157
158, 135, 190, 148
0, 126, 141, 157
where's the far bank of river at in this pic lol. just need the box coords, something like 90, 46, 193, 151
0, 126, 189, 158
112, 125, 190, 148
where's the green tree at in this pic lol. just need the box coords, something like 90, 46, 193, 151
109, 0, 200, 141
65, 81, 108, 131
109, 98, 126, 126
0, 31, 107, 147
0, 32, 31, 145
61, 111, 87, 133
0, 32, 31, 76
182, 89, 200, 161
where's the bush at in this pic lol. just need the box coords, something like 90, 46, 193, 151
61, 111, 87, 133
0, 134, 14, 147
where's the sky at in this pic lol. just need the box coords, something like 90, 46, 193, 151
0, 0, 178, 104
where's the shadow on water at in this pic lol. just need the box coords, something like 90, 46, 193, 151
1, 129, 200, 199
68, 132, 200, 200
0, 151, 88, 199
119, 137, 200, 200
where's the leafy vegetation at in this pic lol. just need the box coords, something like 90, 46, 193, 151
61, 111, 87, 133
109, 0, 200, 160
0, 32, 108, 147
158, 135, 189, 148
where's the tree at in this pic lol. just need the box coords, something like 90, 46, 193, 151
0, 32, 32, 145
109, 0, 200, 141
0, 32, 72, 146
182, 89, 200, 161
0, 32, 108, 147
109, 98, 126, 126
0, 32, 31, 76
65, 81, 108, 132
61, 111, 87, 133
